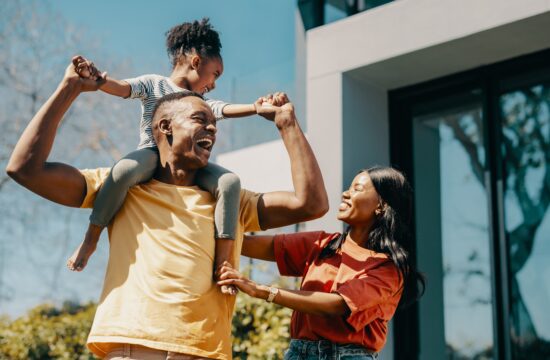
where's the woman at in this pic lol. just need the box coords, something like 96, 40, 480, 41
217, 167, 425, 359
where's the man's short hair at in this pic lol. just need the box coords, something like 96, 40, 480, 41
151, 91, 205, 124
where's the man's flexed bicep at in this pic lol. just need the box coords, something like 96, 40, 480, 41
255, 94, 329, 230
6, 60, 102, 207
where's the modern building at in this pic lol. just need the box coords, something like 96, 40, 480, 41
220, 0, 550, 359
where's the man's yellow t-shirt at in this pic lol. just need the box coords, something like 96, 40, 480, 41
80, 168, 262, 359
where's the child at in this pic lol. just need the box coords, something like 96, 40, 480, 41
67, 18, 260, 295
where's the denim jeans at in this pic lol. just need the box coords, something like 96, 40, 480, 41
284, 339, 378, 360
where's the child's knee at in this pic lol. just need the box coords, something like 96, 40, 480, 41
110, 159, 144, 186
218, 173, 241, 196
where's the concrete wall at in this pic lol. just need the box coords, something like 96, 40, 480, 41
303, 72, 343, 232
216, 139, 293, 195
308, 0, 550, 88
342, 74, 389, 186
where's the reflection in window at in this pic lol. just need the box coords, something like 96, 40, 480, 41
413, 94, 494, 359
500, 83, 550, 358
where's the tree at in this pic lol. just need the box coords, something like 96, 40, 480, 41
0, 0, 137, 313
447, 84, 550, 353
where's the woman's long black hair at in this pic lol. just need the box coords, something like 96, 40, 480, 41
319, 166, 425, 308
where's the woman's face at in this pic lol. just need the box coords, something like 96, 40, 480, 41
337, 172, 381, 226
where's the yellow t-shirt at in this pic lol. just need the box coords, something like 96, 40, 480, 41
80, 168, 261, 359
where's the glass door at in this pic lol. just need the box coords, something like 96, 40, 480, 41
412, 90, 495, 360
499, 76, 550, 359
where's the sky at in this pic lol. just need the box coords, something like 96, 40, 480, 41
51, 0, 298, 153
0, 0, 297, 317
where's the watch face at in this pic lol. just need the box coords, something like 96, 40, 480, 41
267, 287, 278, 302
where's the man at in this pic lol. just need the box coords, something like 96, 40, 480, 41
6, 61, 329, 359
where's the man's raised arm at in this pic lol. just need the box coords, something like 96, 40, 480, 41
6, 60, 104, 207
255, 94, 329, 230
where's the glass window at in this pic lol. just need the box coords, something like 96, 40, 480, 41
500, 81, 550, 358
413, 91, 495, 359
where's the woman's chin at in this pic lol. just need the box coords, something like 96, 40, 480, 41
336, 212, 348, 222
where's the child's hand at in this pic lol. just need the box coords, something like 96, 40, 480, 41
254, 92, 289, 116
255, 92, 292, 121
72, 55, 107, 82
64, 57, 106, 92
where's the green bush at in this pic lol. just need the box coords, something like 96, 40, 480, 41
232, 293, 292, 359
0, 295, 292, 359
0, 302, 96, 360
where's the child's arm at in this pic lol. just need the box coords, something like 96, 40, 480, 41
72, 55, 131, 98
221, 104, 257, 118
221, 94, 284, 118
99, 77, 131, 98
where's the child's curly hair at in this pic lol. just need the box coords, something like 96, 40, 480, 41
165, 18, 222, 67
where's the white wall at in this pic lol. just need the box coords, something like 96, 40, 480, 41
304, 72, 343, 232
216, 139, 293, 194
342, 74, 389, 186
308, 0, 550, 87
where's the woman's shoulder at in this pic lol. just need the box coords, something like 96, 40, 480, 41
311, 231, 341, 247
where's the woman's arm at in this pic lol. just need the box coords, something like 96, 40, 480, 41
241, 234, 276, 261
217, 262, 349, 316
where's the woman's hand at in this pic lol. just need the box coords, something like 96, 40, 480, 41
217, 261, 268, 299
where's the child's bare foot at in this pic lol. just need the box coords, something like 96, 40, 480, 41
67, 223, 103, 271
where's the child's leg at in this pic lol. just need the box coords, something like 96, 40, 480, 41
67, 147, 158, 271
195, 162, 241, 295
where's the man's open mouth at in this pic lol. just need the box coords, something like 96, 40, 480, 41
196, 137, 214, 151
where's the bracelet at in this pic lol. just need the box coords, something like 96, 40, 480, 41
266, 286, 279, 303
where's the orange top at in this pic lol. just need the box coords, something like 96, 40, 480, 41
274, 231, 403, 352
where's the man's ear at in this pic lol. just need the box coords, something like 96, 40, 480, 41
159, 118, 172, 136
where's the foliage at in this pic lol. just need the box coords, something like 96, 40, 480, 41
0, 302, 96, 360
232, 293, 292, 359
0, 294, 293, 359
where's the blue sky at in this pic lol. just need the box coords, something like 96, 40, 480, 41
51, 0, 296, 77
0, 0, 297, 317
51, 0, 298, 152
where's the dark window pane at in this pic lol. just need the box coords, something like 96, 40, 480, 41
500, 82, 550, 359
413, 91, 495, 359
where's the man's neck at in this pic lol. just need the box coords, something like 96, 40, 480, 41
154, 161, 197, 186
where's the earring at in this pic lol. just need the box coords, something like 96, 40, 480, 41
375, 209, 382, 216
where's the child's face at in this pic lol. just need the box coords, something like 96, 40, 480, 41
191, 56, 223, 95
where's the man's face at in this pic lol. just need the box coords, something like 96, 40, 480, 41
160, 97, 217, 169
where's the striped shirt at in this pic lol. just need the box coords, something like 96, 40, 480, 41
125, 74, 229, 149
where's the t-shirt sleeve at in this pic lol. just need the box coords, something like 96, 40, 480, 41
274, 231, 326, 277
239, 189, 262, 233
123, 74, 157, 100
335, 260, 402, 331
79, 168, 111, 208
205, 98, 229, 121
